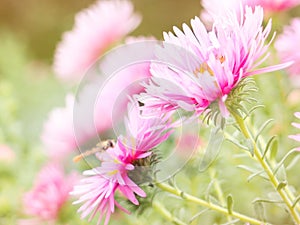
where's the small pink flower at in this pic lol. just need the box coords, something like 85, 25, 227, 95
54, 0, 141, 82
71, 142, 146, 225
289, 112, 300, 151
71, 101, 174, 225
142, 6, 290, 117
275, 18, 300, 84
22, 164, 78, 222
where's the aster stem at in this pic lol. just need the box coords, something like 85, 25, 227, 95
231, 112, 300, 224
152, 200, 187, 225
155, 182, 265, 225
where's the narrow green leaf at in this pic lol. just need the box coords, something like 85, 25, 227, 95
199, 127, 224, 172
237, 165, 269, 180
189, 209, 209, 224
221, 219, 240, 225
292, 196, 300, 208
253, 199, 284, 204
277, 181, 287, 191
225, 137, 249, 150
253, 201, 266, 222
286, 154, 300, 171
244, 105, 265, 119
270, 139, 278, 161
247, 170, 265, 182
227, 194, 234, 215
262, 136, 276, 159
244, 138, 254, 156
254, 119, 274, 142
205, 179, 215, 201
276, 165, 287, 182
274, 150, 297, 175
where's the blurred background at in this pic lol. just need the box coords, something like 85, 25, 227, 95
0, 0, 201, 61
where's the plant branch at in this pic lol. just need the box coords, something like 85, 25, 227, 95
231, 111, 300, 224
155, 181, 266, 225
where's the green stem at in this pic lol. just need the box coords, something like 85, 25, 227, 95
152, 200, 187, 225
155, 182, 265, 225
231, 112, 300, 224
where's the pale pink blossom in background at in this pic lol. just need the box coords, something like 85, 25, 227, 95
200, 0, 244, 25
275, 18, 300, 84
289, 112, 300, 151
0, 144, 15, 162
41, 94, 80, 160
200, 0, 300, 25
175, 134, 202, 157
53, 0, 141, 82
246, 0, 300, 12
71, 101, 174, 225
142, 6, 290, 117
22, 164, 78, 223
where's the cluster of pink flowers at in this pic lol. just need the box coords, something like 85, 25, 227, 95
69, 3, 295, 224
21, 164, 78, 224
71, 101, 174, 224
35, 0, 300, 224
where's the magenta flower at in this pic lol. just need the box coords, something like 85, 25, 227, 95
71, 101, 174, 225
22, 164, 78, 223
119, 101, 174, 156
289, 112, 300, 151
275, 18, 300, 84
142, 6, 290, 117
53, 0, 141, 82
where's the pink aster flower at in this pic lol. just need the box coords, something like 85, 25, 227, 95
289, 112, 300, 151
22, 164, 78, 223
142, 6, 290, 117
54, 0, 141, 82
275, 18, 300, 84
71, 101, 174, 225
